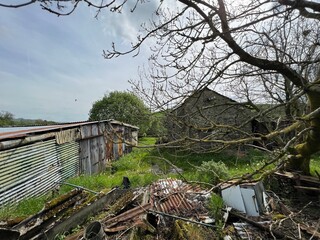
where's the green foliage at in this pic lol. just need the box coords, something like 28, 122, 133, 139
13, 118, 57, 126
0, 110, 57, 127
0, 111, 14, 126
146, 111, 167, 137
196, 160, 230, 184
150, 148, 270, 184
207, 193, 224, 231
89, 91, 151, 135
310, 154, 320, 177
0, 195, 50, 219
60, 137, 159, 194
139, 137, 157, 145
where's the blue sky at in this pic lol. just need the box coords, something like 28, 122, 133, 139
0, 2, 155, 122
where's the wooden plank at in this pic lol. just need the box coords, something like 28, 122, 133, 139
294, 186, 320, 192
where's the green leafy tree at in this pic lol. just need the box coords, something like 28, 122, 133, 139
89, 91, 151, 135
147, 111, 167, 137
0, 111, 14, 126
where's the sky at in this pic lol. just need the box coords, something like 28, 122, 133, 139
0, 1, 157, 122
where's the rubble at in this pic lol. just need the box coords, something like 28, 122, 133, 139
2, 174, 320, 239
96, 178, 215, 239
1, 188, 126, 240
222, 173, 320, 240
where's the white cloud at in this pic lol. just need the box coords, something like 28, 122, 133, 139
0, 2, 152, 122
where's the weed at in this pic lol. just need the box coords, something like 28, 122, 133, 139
196, 160, 230, 184
207, 193, 224, 236
310, 154, 320, 177
0, 194, 51, 219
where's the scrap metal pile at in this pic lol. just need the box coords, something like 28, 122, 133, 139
70, 178, 216, 240
1, 174, 319, 239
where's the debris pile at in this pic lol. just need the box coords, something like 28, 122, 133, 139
221, 172, 320, 239
1, 173, 319, 239
0, 188, 126, 240
89, 178, 216, 239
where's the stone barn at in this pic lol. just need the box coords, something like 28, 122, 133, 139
167, 87, 253, 150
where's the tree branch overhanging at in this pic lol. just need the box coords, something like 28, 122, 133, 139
0, 0, 36, 8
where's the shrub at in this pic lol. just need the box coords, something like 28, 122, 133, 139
196, 160, 229, 184
207, 193, 225, 232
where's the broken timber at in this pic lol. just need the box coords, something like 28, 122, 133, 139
274, 171, 320, 192
7, 188, 127, 240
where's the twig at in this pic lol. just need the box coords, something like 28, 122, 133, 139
230, 210, 295, 239
309, 219, 320, 240
148, 209, 216, 228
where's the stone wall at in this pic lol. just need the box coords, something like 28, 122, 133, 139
167, 88, 253, 150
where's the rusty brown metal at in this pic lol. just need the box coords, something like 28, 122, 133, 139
104, 203, 151, 228
100, 179, 210, 235
0, 120, 138, 141
150, 179, 209, 215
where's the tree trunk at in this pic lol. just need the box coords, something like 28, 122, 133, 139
286, 82, 320, 174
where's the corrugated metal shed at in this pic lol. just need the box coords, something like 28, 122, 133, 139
0, 140, 60, 205
0, 120, 138, 205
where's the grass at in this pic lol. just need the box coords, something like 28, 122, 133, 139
0, 195, 50, 220
60, 137, 160, 193
310, 154, 320, 176
1, 137, 320, 220
146, 147, 272, 183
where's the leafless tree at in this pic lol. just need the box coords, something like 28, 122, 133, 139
130, 0, 320, 175
3, 0, 320, 174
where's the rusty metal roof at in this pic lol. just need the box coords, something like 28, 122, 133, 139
101, 179, 211, 233
0, 120, 138, 141
150, 178, 209, 216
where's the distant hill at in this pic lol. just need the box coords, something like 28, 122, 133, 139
0, 116, 58, 127
11, 118, 58, 126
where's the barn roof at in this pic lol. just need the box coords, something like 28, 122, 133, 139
0, 120, 138, 141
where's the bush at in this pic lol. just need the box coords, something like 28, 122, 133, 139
196, 160, 229, 184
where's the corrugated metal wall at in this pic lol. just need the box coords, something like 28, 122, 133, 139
58, 141, 80, 181
0, 122, 138, 205
0, 140, 60, 205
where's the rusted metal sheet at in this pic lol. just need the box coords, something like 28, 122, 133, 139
79, 123, 108, 175
9, 188, 126, 240
106, 133, 113, 161
0, 122, 89, 141
86, 179, 210, 236
56, 129, 80, 144
104, 203, 152, 228
0, 133, 56, 151
0, 120, 138, 141
79, 139, 91, 175
150, 179, 208, 215
12, 189, 84, 239
117, 127, 124, 157
80, 122, 105, 139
